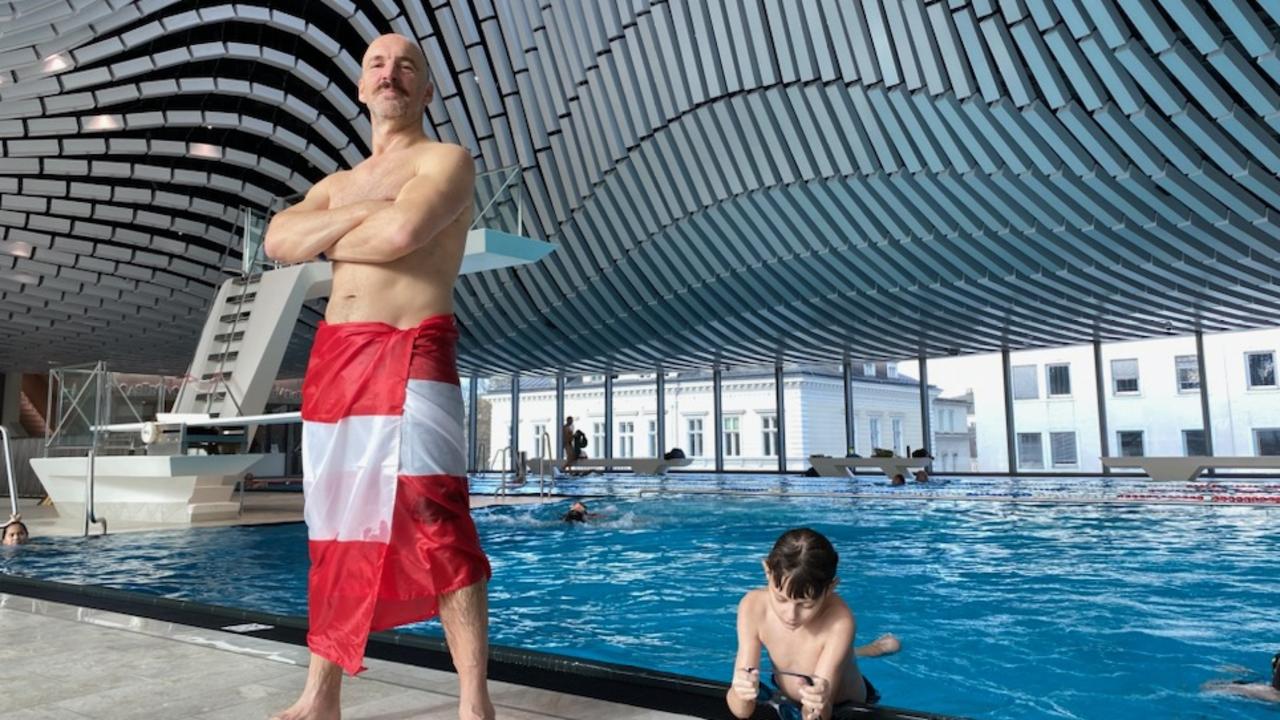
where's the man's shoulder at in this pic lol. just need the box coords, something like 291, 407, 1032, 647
413, 140, 473, 166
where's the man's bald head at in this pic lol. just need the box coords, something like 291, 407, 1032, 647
358, 33, 433, 120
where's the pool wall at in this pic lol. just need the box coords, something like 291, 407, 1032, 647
0, 574, 961, 720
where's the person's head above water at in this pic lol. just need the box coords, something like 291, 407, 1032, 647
570, 501, 587, 513
891, 473, 905, 486
357, 34, 433, 123
762, 528, 838, 629
2, 516, 29, 546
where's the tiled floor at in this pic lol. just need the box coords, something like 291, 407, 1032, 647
0, 595, 694, 720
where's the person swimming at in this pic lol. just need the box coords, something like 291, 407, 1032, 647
562, 501, 592, 523
1203, 651, 1280, 703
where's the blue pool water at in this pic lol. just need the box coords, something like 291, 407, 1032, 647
3, 483, 1279, 719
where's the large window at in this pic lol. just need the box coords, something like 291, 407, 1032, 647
1246, 351, 1276, 388
863, 362, 876, 377
1256, 428, 1280, 456
618, 421, 634, 457
533, 423, 547, 458
1046, 364, 1071, 397
869, 417, 882, 450
1117, 430, 1145, 457
891, 418, 903, 455
647, 419, 657, 456
762, 414, 778, 457
723, 416, 741, 457
1111, 359, 1140, 394
1049, 431, 1077, 467
1012, 365, 1038, 399
687, 417, 704, 456
1175, 355, 1200, 392
1017, 432, 1043, 469
593, 422, 605, 456
1182, 429, 1207, 456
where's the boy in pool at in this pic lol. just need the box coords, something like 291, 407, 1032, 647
727, 527, 899, 720
2, 513, 29, 545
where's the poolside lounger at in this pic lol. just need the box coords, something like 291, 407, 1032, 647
525, 457, 693, 475
1100, 456, 1280, 483
808, 455, 932, 480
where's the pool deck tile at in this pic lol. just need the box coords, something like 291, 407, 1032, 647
0, 597, 695, 720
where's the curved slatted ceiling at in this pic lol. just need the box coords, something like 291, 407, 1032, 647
2, 1, 1279, 376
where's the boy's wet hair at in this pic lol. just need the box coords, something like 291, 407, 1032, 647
765, 528, 838, 600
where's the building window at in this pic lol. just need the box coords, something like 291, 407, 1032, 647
533, 424, 547, 458
1017, 432, 1043, 469
887, 362, 898, 379
1049, 431, 1077, 468
863, 362, 876, 377
1117, 430, 1145, 457
723, 416, 741, 457
1255, 428, 1280, 456
647, 419, 657, 456
618, 421, 634, 457
761, 414, 778, 457
1246, 351, 1276, 388
687, 418, 704, 456
1111, 359, 1140, 394
891, 418, 903, 455
593, 422, 605, 455
1012, 365, 1038, 399
1182, 429, 1207, 456
1175, 355, 1200, 392
869, 417, 882, 449
1046, 364, 1071, 397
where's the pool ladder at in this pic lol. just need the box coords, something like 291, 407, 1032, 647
492, 431, 555, 498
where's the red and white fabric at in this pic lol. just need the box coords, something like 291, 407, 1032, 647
300, 314, 490, 675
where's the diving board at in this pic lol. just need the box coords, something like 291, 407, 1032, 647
1101, 456, 1280, 482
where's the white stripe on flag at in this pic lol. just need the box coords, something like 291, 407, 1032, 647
400, 379, 466, 477
303, 413, 400, 542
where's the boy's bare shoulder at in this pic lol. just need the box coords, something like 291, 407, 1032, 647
739, 588, 767, 611
822, 594, 856, 631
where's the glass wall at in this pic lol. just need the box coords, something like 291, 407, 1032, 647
719, 364, 780, 471
563, 374, 605, 463
1100, 335, 1201, 473
926, 352, 1003, 474
1005, 343, 1102, 474
516, 374, 556, 465
611, 373, 657, 459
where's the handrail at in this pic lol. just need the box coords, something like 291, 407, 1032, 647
95, 411, 301, 435
538, 430, 554, 497
490, 446, 513, 496
1, 426, 18, 517
83, 368, 107, 537
471, 166, 521, 230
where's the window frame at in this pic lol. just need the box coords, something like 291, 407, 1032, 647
1245, 351, 1277, 389
1174, 355, 1200, 393
1254, 428, 1280, 456
1116, 430, 1145, 457
1111, 358, 1140, 395
1016, 432, 1044, 470
1011, 364, 1039, 400
1045, 363, 1072, 398
1049, 431, 1077, 468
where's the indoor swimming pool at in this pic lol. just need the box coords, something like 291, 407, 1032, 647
3, 486, 1278, 719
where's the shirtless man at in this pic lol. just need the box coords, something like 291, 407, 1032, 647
264, 34, 491, 720
1203, 652, 1280, 704
728, 528, 899, 720
562, 416, 577, 470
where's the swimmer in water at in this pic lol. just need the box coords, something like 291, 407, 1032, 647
1203, 651, 1280, 704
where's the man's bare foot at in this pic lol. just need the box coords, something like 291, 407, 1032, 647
271, 653, 342, 720
459, 697, 495, 720
269, 696, 340, 720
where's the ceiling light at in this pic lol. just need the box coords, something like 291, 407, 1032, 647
84, 114, 122, 131
42, 53, 71, 73
188, 142, 221, 159
2, 241, 33, 258
10, 272, 38, 284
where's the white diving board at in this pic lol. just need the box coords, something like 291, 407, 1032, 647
808, 455, 932, 479
1100, 456, 1280, 482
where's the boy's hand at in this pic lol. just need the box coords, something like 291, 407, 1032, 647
798, 676, 830, 719
731, 667, 760, 702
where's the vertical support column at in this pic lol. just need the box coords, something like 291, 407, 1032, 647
468, 375, 479, 472
0, 372, 21, 434
1195, 330, 1214, 457
1002, 348, 1017, 474
1093, 339, 1110, 472
775, 363, 787, 473
555, 372, 566, 461
604, 373, 614, 459
509, 373, 520, 469
918, 352, 932, 456
842, 359, 855, 454
655, 368, 666, 457
713, 366, 724, 473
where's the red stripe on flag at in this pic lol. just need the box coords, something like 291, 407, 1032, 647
407, 315, 460, 385
302, 323, 415, 421
306, 472, 489, 675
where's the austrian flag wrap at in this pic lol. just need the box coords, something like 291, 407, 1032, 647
300, 314, 490, 675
